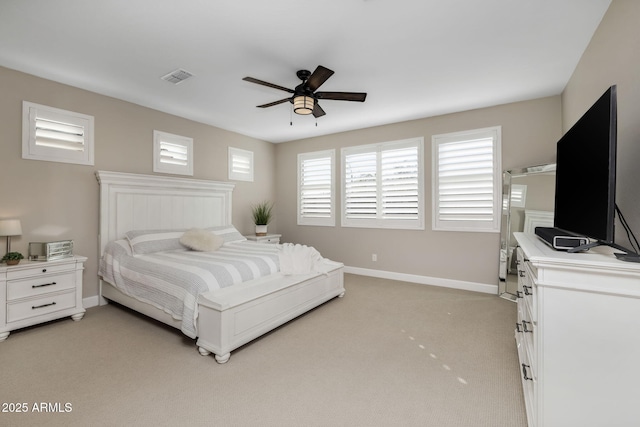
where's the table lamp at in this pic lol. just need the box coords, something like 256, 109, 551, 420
0, 219, 22, 253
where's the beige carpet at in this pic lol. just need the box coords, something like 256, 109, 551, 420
2, 274, 526, 427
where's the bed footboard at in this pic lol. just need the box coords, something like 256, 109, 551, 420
196, 261, 344, 363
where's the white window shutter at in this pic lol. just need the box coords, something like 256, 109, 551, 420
432, 127, 501, 232
153, 130, 193, 176
22, 101, 94, 165
344, 150, 378, 219
228, 147, 254, 182
381, 145, 419, 219
298, 150, 335, 226
342, 137, 424, 230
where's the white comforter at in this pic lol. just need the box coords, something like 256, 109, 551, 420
99, 240, 280, 338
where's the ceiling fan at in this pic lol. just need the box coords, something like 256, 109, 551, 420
242, 65, 367, 118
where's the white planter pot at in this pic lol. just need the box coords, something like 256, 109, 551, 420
255, 225, 268, 236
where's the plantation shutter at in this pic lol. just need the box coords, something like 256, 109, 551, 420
160, 141, 188, 166
344, 150, 378, 219
432, 127, 501, 232
153, 130, 193, 176
298, 150, 335, 226
342, 138, 424, 229
228, 148, 254, 182
23, 101, 94, 166
34, 117, 86, 152
381, 145, 419, 219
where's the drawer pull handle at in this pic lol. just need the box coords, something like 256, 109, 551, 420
522, 363, 533, 381
516, 291, 523, 299
523, 285, 533, 295
518, 270, 525, 278
32, 302, 57, 310
32, 282, 57, 289
516, 322, 523, 333
42, 269, 47, 273
522, 320, 533, 333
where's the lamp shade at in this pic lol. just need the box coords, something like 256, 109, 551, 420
0, 219, 22, 236
293, 95, 314, 115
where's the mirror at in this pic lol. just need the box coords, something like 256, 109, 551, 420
499, 163, 556, 300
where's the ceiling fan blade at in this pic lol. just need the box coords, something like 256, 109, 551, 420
306, 66, 334, 91
256, 98, 291, 108
316, 91, 367, 102
312, 103, 326, 118
243, 77, 294, 94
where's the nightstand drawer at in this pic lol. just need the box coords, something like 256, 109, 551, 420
7, 272, 75, 301
7, 290, 76, 323
6, 262, 74, 280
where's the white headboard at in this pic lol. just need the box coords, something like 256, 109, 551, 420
96, 171, 235, 255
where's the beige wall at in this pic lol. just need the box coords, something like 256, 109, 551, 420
0, 66, 275, 300
562, 0, 640, 247
275, 96, 561, 286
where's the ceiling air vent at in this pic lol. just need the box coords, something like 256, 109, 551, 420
161, 68, 193, 84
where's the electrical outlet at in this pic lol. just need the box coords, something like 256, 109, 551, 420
372, 254, 377, 262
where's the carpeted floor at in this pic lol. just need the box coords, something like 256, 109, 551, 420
1, 274, 526, 426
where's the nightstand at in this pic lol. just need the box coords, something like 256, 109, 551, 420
0, 255, 87, 342
244, 234, 281, 244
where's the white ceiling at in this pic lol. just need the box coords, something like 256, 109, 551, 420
0, 0, 611, 143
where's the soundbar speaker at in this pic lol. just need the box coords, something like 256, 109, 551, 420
534, 227, 589, 250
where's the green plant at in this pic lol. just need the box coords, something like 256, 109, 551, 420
2, 251, 24, 262
251, 201, 273, 225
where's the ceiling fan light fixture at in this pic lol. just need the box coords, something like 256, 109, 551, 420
293, 95, 314, 115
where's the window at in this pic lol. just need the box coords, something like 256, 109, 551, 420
298, 150, 335, 226
22, 101, 94, 166
228, 147, 254, 182
153, 130, 193, 176
432, 126, 502, 232
342, 137, 424, 230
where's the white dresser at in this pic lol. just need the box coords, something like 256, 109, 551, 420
514, 232, 640, 427
0, 256, 86, 341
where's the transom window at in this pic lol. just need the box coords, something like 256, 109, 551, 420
153, 130, 193, 176
22, 101, 94, 166
228, 147, 254, 182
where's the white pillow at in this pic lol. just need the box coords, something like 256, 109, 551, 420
125, 229, 185, 255
180, 229, 224, 252
207, 225, 247, 243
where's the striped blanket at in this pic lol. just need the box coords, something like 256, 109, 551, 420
99, 240, 279, 338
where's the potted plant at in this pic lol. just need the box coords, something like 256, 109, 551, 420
252, 201, 273, 236
2, 251, 24, 265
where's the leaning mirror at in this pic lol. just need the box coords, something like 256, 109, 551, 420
499, 163, 556, 300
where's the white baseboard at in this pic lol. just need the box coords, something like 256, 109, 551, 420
344, 266, 498, 295
83, 294, 101, 309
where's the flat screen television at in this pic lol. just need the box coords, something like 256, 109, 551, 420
553, 85, 637, 260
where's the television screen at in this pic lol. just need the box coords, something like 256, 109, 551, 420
554, 85, 617, 244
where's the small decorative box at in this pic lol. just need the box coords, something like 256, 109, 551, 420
28, 240, 74, 261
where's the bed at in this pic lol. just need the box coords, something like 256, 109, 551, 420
96, 171, 345, 363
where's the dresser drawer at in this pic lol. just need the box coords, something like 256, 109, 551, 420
523, 261, 538, 323
517, 305, 536, 375
6, 262, 75, 280
7, 272, 75, 301
6, 290, 76, 323
261, 236, 280, 244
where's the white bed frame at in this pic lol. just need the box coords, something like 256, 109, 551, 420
96, 171, 345, 363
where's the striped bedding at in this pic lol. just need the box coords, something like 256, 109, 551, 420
99, 240, 280, 338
